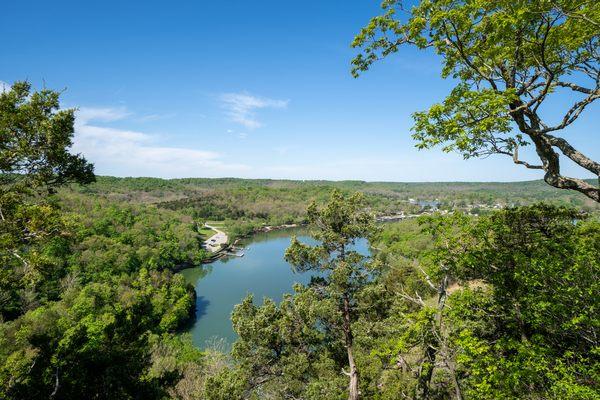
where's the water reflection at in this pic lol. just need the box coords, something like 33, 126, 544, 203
195, 296, 210, 319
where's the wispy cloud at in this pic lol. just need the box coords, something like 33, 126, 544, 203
135, 112, 177, 123
220, 92, 288, 129
78, 107, 177, 124
72, 107, 249, 178
77, 106, 130, 123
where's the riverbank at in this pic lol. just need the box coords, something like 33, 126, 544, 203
194, 223, 305, 265
199, 216, 423, 266
254, 223, 300, 233
203, 224, 229, 252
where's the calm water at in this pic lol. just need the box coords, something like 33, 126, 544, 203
179, 228, 368, 349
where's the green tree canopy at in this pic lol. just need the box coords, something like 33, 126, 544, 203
0, 81, 94, 192
0, 269, 195, 399
0, 82, 95, 320
285, 190, 376, 400
365, 204, 599, 399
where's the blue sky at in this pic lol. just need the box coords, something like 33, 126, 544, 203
1, 0, 598, 181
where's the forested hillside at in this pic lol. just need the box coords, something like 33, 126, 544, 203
63, 176, 600, 220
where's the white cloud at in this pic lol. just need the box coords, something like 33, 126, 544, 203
135, 112, 176, 122
77, 107, 130, 124
220, 92, 288, 129
73, 107, 249, 178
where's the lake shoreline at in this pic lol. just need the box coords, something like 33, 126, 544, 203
189, 223, 306, 269
178, 217, 405, 273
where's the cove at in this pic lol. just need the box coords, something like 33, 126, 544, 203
179, 228, 369, 349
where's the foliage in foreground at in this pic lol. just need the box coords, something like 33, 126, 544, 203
0, 83, 202, 399
206, 201, 599, 400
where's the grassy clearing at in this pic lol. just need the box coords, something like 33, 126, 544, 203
206, 221, 226, 227
198, 227, 216, 237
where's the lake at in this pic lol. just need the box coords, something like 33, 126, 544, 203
179, 228, 369, 349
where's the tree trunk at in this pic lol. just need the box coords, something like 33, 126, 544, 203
416, 275, 449, 400
347, 345, 360, 400
510, 106, 600, 203
343, 294, 359, 400
533, 134, 600, 203
415, 346, 436, 400
448, 363, 463, 400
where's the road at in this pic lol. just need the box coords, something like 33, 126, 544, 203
203, 224, 229, 252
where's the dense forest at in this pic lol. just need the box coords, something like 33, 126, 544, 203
72, 175, 600, 211
62, 176, 600, 235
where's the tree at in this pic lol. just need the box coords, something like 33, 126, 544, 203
352, 0, 600, 202
228, 287, 341, 399
285, 190, 376, 400
423, 204, 600, 398
0, 82, 95, 319
0, 269, 195, 399
365, 205, 599, 399
219, 191, 376, 399
0, 81, 95, 192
